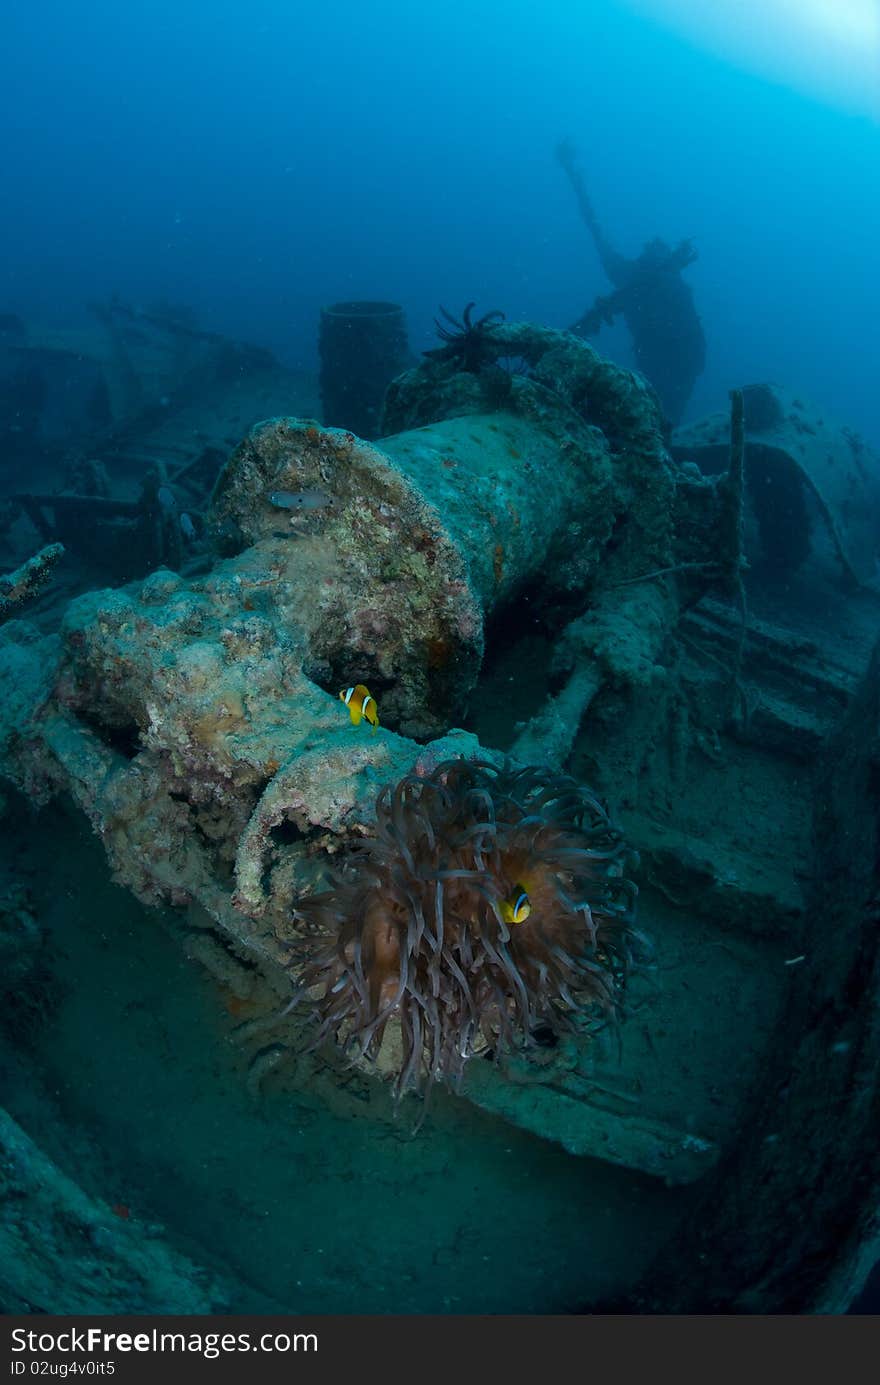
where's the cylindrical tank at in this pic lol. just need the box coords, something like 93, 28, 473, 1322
207, 413, 593, 737
318, 300, 409, 439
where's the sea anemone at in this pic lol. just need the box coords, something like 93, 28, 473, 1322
290, 758, 643, 1101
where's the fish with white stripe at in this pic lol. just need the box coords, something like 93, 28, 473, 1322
340, 683, 379, 733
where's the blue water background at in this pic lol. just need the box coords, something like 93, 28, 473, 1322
1, 0, 877, 440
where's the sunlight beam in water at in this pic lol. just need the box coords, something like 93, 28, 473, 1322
622, 0, 880, 120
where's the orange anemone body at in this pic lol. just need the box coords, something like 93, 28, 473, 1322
293, 759, 642, 1098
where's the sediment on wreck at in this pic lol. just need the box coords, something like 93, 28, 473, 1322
615, 636, 880, 1313
0, 1106, 228, 1313
672, 383, 880, 586
0, 543, 64, 622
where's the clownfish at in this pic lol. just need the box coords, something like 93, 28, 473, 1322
499, 885, 531, 925
340, 684, 379, 732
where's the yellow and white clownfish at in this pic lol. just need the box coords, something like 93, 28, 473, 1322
340, 683, 379, 733
499, 885, 531, 925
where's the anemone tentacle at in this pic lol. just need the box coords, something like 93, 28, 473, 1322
290, 758, 643, 1099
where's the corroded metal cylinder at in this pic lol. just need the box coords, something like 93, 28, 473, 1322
380, 412, 607, 609
207, 406, 615, 736
318, 300, 409, 440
